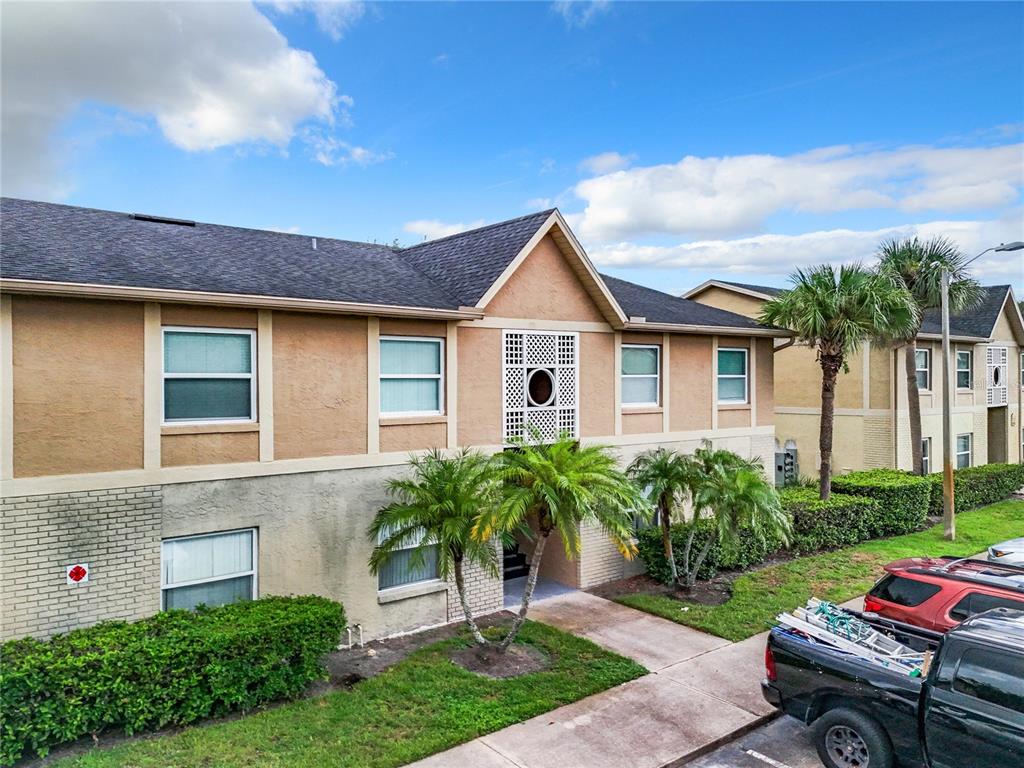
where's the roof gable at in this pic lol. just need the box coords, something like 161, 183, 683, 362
919, 285, 1018, 341
683, 279, 783, 301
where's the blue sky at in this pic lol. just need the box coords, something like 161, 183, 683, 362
2, 1, 1022, 296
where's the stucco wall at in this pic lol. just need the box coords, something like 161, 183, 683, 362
161, 431, 260, 467
756, 338, 775, 426
161, 304, 257, 329
161, 465, 503, 640
457, 325, 502, 446
669, 335, 713, 431
12, 296, 144, 477
579, 331, 616, 438
380, 421, 447, 453
689, 287, 765, 318
483, 235, 606, 322
273, 312, 367, 459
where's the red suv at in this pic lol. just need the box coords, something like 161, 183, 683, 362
864, 556, 1024, 631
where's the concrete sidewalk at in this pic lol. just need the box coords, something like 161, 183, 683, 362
408, 591, 822, 768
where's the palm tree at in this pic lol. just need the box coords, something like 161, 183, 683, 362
627, 448, 696, 585
369, 449, 501, 646
761, 265, 917, 499
476, 434, 645, 650
877, 237, 983, 475
679, 443, 790, 591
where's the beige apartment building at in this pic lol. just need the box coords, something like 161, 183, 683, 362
685, 280, 1024, 477
0, 199, 786, 641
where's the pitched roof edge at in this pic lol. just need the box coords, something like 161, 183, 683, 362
397, 208, 557, 253
0, 278, 485, 320
622, 319, 790, 337
682, 279, 777, 301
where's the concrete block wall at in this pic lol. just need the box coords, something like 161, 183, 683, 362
1, 486, 162, 640
446, 542, 504, 623
863, 415, 893, 469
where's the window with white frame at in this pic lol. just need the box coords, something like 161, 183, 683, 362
621, 345, 660, 406
921, 437, 931, 475
956, 433, 972, 469
379, 337, 443, 416
377, 527, 439, 590
161, 529, 256, 611
956, 350, 972, 390
717, 348, 748, 404
915, 348, 931, 391
163, 328, 256, 423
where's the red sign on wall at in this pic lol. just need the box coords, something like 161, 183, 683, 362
66, 563, 89, 585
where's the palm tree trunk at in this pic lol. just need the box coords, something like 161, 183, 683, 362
499, 531, 549, 651
659, 497, 678, 585
818, 353, 842, 500
679, 525, 696, 588
453, 555, 488, 647
684, 535, 715, 591
904, 342, 924, 475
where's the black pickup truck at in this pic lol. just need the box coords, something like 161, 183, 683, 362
761, 606, 1024, 768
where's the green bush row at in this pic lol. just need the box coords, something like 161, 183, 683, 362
635, 516, 790, 584
927, 463, 1024, 515
0, 595, 346, 766
779, 488, 879, 553
831, 469, 931, 536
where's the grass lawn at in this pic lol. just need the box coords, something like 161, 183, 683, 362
616, 499, 1024, 642
49, 621, 646, 768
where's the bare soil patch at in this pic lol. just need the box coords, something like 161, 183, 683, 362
450, 642, 551, 678
587, 574, 733, 606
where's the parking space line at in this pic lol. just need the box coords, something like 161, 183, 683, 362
744, 749, 794, 768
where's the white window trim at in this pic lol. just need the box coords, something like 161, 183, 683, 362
161, 326, 257, 426
160, 528, 258, 610
379, 335, 444, 417
956, 433, 972, 469
915, 348, 932, 392
921, 437, 931, 475
621, 343, 661, 407
717, 347, 749, 404
955, 349, 972, 390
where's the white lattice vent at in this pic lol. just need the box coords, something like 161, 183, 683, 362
987, 346, 1008, 407
503, 330, 579, 444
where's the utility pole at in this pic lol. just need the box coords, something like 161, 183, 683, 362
940, 268, 955, 540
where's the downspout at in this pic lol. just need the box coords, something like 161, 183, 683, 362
773, 338, 795, 353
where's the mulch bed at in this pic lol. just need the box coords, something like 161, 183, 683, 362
450, 641, 550, 678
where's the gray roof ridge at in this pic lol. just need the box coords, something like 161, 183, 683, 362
397, 208, 556, 252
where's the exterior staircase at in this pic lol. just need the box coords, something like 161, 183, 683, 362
503, 542, 529, 580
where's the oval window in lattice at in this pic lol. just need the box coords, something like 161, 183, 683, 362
526, 368, 556, 407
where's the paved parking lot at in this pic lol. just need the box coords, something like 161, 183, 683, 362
684, 715, 822, 768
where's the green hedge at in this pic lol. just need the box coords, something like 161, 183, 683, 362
636, 517, 788, 584
779, 488, 879, 553
0, 595, 345, 765
831, 469, 931, 536
927, 463, 1024, 515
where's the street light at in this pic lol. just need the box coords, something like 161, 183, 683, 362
939, 241, 1024, 541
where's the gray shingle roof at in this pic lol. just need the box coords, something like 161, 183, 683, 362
1, 198, 771, 333
919, 285, 1012, 339
716, 280, 784, 297
601, 274, 766, 329
399, 210, 554, 306
0, 197, 459, 309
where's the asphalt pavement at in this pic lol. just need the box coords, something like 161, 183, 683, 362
683, 715, 822, 768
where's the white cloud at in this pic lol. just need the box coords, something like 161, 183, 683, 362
403, 219, 488, 241
590, 214, 1024, 280
552, 1, 611, 28
579, 151, 634, 175
304, 130, 393, 167
0, 2, 349, 198
270, 1, 366, 41
526, 197, 554, 209
573, 142, 1024, 241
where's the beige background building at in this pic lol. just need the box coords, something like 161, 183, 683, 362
685, 280, 1024, 477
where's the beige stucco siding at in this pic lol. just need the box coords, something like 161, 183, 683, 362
690, 287, 765, 318
580, 331, 615, 438
756, 338, 774, 426
622, 411, 663, 434
161, 304, 258, 329
380, 422, 447, 453
457, 326, 502, 446
161, 431, 259, 467
272, 312, 368, 459
379, 318, 447, 338
669, 335, 712, 431
484, 235, 606, 322
12, 296, 144, 477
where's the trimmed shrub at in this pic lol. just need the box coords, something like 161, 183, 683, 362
636, 516, 789, 584
1, 595, 345, 765
779, 488, 878, 553
831, 469, 931, 536
927, 463, 1024, 515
